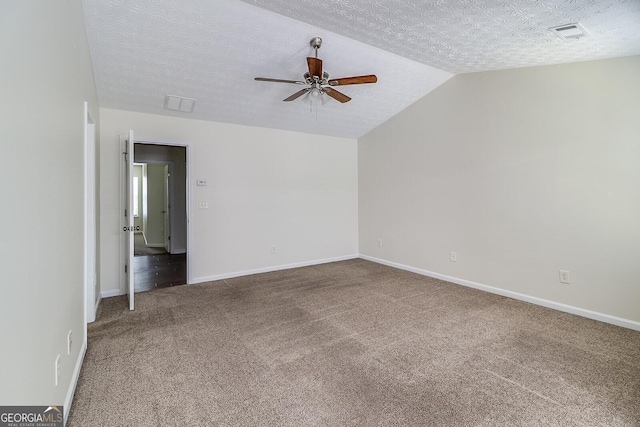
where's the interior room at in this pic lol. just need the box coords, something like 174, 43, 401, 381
1, 0, 639, 425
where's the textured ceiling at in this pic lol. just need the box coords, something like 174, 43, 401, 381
82, 0, 640, 139
242, 0, 640, 73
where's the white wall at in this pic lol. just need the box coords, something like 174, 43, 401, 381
359, 55, 640, 324
99, 109, 358, 294
0, 0, 99, 412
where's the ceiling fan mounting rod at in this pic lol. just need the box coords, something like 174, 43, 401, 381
310, 37, 322, 58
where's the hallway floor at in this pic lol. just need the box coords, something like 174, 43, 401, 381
134, 253, 187, 292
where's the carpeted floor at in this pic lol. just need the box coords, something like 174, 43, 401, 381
68, 259, 640, 426
134, 233, 168, 256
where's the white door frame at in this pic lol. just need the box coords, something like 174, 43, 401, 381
136, 160, 175, 252
163, 163, 171, 253
84, 102, 98, 324
125, 131, 135, 310
121, 137, 192, 292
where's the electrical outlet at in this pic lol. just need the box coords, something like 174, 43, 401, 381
55, 354, 61, 386
67, 330, 73, 355
199, 202, 208, 209
450, 251, 457, 262
559, 270, 570, 284
378, 239, 383, 247
271, 245, 277, 254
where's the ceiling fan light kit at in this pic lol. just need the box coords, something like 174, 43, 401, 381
255, 37, 377, 104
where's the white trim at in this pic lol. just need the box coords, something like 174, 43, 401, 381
119, 136, 193, 296
133, 138, 192, 284
192, 254, 359, 284
101, 289, 125, 298
63, 340, 86, 426
83, 101, 88, 331
94, 295, 101, 319
84, 102, 97, 324
359, 255, 640, 332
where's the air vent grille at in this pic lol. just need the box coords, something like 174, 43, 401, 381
549, 23, 589, 40
164, 95, 196, 112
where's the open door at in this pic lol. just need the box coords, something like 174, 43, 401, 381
124, 130, 135, 310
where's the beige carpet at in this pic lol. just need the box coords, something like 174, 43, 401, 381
68, 259, 640, 426
134, 233, 168, 256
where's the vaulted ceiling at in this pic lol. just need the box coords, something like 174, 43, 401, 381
82, 0, 640, 139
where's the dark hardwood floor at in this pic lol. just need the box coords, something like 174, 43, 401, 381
134, 253, 187, 292
133, 232, 187, 292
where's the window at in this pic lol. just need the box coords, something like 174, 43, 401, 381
133, 176, 139, 217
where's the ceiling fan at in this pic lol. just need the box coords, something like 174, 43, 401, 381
255, 37, 377, 104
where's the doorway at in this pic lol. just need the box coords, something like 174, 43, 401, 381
133, 143, 188, 292
85, 102, 98, 323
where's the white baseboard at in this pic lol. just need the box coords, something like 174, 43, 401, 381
141, 233, 164, 248
192, 254, 359, 284
64, 339, 87, 426
145, 243, 165, 248
170, 248, 186, 255
101, 289, 125, 298
359, 254, 640, 332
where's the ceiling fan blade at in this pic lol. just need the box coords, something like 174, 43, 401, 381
324, 87, 351, 103
328, 75, 378, 86
307, 57, 323, 78
255, 77, 306, 85
283, 88, 310, 102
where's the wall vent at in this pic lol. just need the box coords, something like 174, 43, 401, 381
549, 23, 589, 40
164, 95, 196, 112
